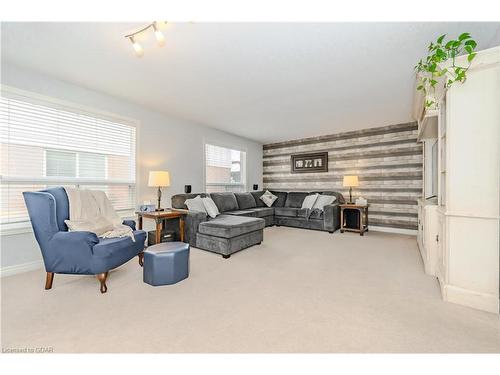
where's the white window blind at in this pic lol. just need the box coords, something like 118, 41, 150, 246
205, 144, 246, 193
0, 89, 137, 227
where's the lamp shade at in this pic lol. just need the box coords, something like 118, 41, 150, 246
343, 175, 359, 187
148, 171, 170, 187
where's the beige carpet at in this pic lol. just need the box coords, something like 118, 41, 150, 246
1, 227, 499, 353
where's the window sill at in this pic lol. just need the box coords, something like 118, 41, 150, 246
1, 211, 136, 237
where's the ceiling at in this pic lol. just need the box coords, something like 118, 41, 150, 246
2, 22, 499, 143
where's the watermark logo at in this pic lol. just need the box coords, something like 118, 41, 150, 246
2, 346, 54, 353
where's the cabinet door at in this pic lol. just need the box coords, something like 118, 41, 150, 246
436, 212, 446, 285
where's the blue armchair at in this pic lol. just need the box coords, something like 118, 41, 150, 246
23, 187, 146, 293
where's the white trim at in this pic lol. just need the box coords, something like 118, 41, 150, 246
369, 226, 417, 236
442, 284, 499, 314
1, 260, 44, 278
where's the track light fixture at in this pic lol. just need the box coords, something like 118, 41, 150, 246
125, 21, 166, 58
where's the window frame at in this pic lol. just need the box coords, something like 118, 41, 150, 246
0, 85, 139, 235
203, 140, 247, 193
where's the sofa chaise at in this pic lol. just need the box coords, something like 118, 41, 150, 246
171, 190, 345, 258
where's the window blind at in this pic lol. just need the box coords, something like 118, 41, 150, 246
205, 144, 246, 193
0, 90, 137, 227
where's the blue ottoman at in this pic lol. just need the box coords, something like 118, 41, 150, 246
143, 242, 190, 286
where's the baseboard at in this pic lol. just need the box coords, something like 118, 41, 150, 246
369, 226, 417, 236
1, 260, 44, 277
442, 284, 499, 314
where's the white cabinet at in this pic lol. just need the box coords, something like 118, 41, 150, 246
417, 199, 439, 275
434, 46, 500, 314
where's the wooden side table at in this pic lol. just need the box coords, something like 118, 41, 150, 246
340, 204, 369, 236
136, 209, 187, 244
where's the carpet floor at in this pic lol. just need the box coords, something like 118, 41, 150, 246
1, 227, 499, 353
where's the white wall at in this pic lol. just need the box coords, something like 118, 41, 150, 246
0, 63, 263, 272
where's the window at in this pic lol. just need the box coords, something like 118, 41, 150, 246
0, 88, 137, 229
205, 143, 246, 193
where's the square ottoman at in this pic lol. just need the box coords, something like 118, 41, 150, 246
143, 242, 190, 286
196, 215, 265, 258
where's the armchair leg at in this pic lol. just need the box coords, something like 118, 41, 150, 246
45, 272, 54, 290
96, 272, 108, 294
138, 251, 144, 267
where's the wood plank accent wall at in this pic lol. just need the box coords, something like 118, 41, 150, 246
262, 122, 422, 230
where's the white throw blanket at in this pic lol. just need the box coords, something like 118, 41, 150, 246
64, 188, 135, 241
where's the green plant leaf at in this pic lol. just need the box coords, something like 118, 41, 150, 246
417, 85, 424, 90
465, 39, 477, 49
458, 32, 471, 41
468, 53, 477, 62
445, 40, 455, 49
437, 34, 446, 44
464, 45, 473, 54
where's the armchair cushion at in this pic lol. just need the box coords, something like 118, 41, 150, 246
90, 230, 146, 274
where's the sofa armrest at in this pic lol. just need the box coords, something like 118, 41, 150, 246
122, 219, 136, 231
45, 231, 99, 273
323, 203, 341, 233
184, 211, 208, 246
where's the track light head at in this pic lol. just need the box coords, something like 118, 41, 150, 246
153, 23, 166, 47
129, 36, 144, 58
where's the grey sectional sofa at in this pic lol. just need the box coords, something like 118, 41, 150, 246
171, 190, 345, 258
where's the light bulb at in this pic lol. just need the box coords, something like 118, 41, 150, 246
155, 30, 166, 47
152, 23, 166, 47
129, 37, 144, 57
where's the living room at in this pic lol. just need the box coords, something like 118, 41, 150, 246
1, 1, 500, 373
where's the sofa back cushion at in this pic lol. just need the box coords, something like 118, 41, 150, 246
234, 192, 257, 209
311, 191, 346, 204
285, 192, 309, 208
210, 192, 239, 213
171, 193, 208, 209
251, 191, 267, 207
270, 191, 288, 207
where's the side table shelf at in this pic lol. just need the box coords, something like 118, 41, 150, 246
340, 204, 369, 236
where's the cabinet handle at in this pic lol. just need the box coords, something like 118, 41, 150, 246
436, 234, 439, 242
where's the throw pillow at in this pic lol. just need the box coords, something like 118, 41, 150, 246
185, 195, 207, 214
301, 193, 319, 209
312, 195, 336, 210
260, 190, 278, 207
202, 197, 220, 218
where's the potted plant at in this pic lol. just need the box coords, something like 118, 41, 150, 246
415, 33, 478, 109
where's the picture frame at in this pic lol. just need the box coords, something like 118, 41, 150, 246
291, 152, 328, 173
138, 204, 156, 212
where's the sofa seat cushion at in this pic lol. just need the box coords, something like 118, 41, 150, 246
209, 192, 239, 213
234, 192, 257, 209
285, 192, 309, 208
198, 215, 265, 238
251, 207, 274, 218
309, 209, 324, 220
274, 207, 299, 217
224, 210, 257, 217
296, 208, 309, 218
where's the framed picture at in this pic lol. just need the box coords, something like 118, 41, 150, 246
138, 204, 156, 212
291, 152, 328, 173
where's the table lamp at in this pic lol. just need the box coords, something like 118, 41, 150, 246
148, 171, 170, 211
343, 175, 359, 204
